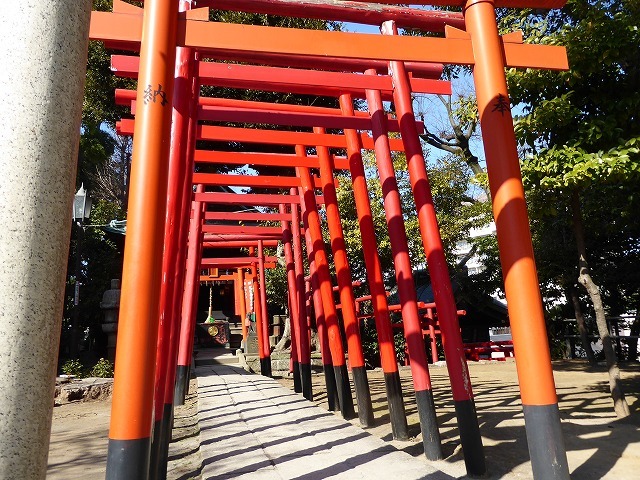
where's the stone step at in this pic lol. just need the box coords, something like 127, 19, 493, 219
194, 348, 240, 367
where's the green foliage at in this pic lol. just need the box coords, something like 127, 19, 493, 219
336, 149, 492, 290
505, 0, 640, 154
499, 0, 640, 319
90, 358, 114, 378
522, 137, 640, 191
78, 124, 115, 190
84, 1, 135, 128
61, 359, 86, 378
359, 319, 406, 368
265, 264, 288, 314
427, 155, 492, 256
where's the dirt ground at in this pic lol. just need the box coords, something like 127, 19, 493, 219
47, 360, 640, 479
277, 359, 640, 479
47, 378, 201, 479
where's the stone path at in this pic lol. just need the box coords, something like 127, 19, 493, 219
196, 363, 455, 480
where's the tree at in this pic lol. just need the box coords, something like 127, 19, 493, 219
502, 0, 640, 417
336, 148, 491, 291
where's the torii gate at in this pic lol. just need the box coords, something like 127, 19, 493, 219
154, 82, 464, 462
112, 54, 461, 462
85, 2, 570, 480
87, 1, 566, 478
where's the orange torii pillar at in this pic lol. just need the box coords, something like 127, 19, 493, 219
236, 268, 248, 341
289, 196, 313, 398
314, 127, 374, 427
166, 49, 200, 406
464, 2, 569, 478
383, 21, 485, 475
304, 218, 340, 412
150, 6, 197, 476
106, 0, 179, 477
364, 78, 443, 461
256, 242, 272, 377
339, 93, 409, 440
158, 53, 200, 478
175, 184, 205, 405
297, 153, 355, 420
279, 203, 303, 394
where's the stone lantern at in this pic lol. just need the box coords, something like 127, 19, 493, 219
100, 279, 121, 363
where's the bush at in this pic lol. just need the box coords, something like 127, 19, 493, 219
61, 359, 85, 377
91, 358, 114, 378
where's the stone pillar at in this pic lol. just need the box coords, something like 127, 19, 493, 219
0, 2, 93, 479
101, 279, 122, 364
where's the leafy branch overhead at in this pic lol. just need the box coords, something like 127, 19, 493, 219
522, 136, 640, 190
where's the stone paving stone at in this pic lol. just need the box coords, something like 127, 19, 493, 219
196, 364, 455, 480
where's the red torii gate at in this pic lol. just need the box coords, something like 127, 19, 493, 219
177, 91, 452, 443
89, 1, 571, 480
171, 81, 476, 461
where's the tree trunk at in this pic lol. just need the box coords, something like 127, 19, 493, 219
571, 191, 630, 417
310, 329, 320, 352
568, 285, 597, 364
273, 316, 291, 352
627, 308, 639, 362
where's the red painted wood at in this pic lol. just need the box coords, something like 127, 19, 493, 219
364, 73, 433, 393
203, 211, 291, 222
202, 240, 279, 248
207, 50, 443, 77
194, 192, 321, 206
193, 150, 351, 171
197, 0, 466, 31
197, 62, 450, 96
257, 240, 271, 360
202, 233, 282, 241
91, 12, 569, 71
201, 225, 282, 235
339, 93, 399, 374
279, 203, 301, 369
200, 256, 278, 266
314, 126, 366, 369
192, 173, 327, 189
335, 0, 567, 8
117, 119, 407, 150
115, 83, 429, 135
384, 21, 473, 403
296, 156, 347, 369
112, 56, 449, 99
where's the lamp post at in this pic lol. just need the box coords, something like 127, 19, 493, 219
70, 184, 92, 358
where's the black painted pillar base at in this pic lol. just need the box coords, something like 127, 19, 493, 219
149, 418, 164, 480
352, 366, 375, 427
260, 357, 272, 377
384, 371, 409, 440
333, 364, 356, 420
300, 362, 313, 400
415, 388, 443, 461
106, 437, 151, 480
174, 365, 189, 406
323, 364, 340, 411
523, 404, 570, 480
454, 399, 486, 477
155, 404, 174, 480
292, 361, 302, 393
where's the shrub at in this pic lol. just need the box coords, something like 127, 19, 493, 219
61, 359, 85, 377
91, 358, 114, 378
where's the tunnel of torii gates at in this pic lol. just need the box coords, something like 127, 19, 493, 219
0, 0, 574, 479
